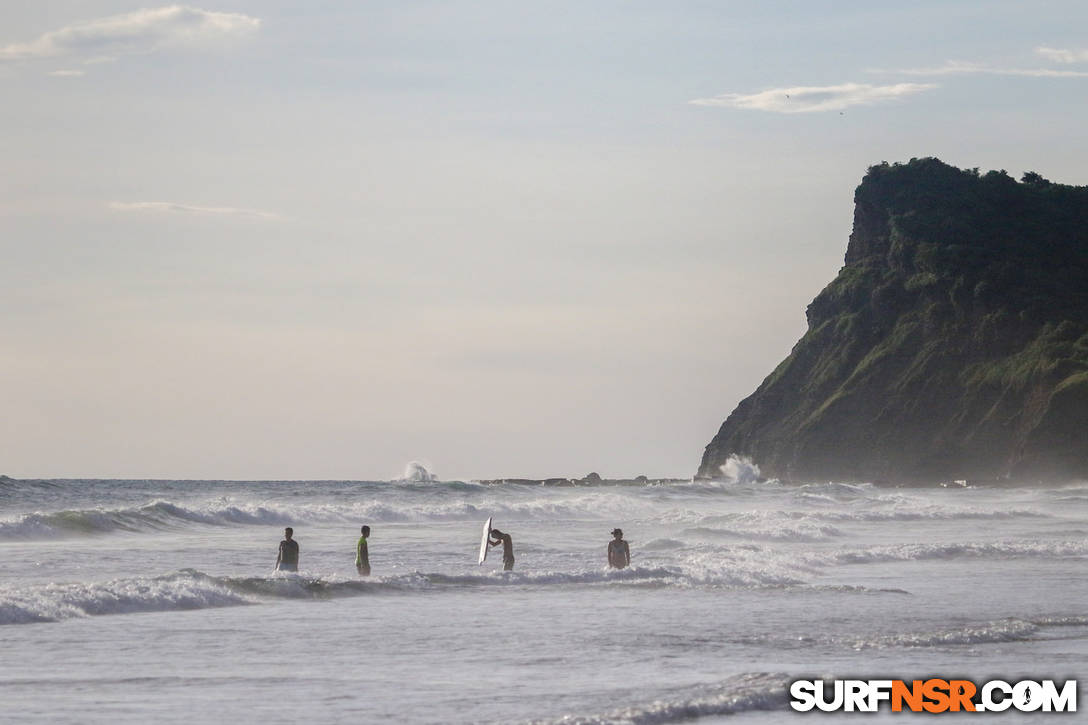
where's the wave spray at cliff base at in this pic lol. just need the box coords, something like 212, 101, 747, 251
718, 454, 767, 484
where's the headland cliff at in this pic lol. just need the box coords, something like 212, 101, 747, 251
699, 158, 1088, 484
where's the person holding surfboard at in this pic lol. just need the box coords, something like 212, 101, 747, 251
275, 527, 299, 572
607, 528, 630, 569
356, 525, 371, 576
488, 527, 515, 571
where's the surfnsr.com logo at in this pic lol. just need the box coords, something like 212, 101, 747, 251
789, 679, 1077, 713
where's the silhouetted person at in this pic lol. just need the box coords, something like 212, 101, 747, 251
356, 525, 371, 576
489, 528, 514, 571
276, 527, 299, 572
608, 528, 630, 569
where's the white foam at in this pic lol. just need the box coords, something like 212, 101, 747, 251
845, 619, 1040, 649
685, 519, 844, 542
804, 538, 1088, 566
530, 672, 790, 724
0, 493, 658, 539
1032, 615, 1088, 627
0, 501, 302, 539
641, 538, 685, 551
717, 454, 765, 484
0, 560, 822, 627
397, 461, 438, 482
0, 571, 251, 625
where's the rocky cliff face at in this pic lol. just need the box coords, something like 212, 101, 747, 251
699, 158, 1088, 484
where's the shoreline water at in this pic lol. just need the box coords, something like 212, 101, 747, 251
2, 477, 1085, 723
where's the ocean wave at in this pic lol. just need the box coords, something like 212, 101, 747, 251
790, 482, 877, 505
759, 508, 1039, 523
0, 561, 828, 626
0, 570, 252, 625
684, 522, 843, 543
0, 569, 413, 625
528, 672, 790, 724
675, 507, 1049, 545
1031, 615, 1088, 627
778, 615, 1087, 651
716, 454, 767, 485
0, 477, 61, 492
844, 619, 1041, 649
673, 550, 807, 588
640, 538, 685, 551
314, 564, 800, 592
0, 494, 657, 540
685, 506, 1050, 536
230, 567, 693, 594
0, 501, 301, 539
812, 584, 911, 595
397, 461, 440, 482
805, 538, 1088, 566
0, 557, 938, 627
810, 507, 1051, 522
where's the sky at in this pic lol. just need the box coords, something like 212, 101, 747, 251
2, 1, 1088, 480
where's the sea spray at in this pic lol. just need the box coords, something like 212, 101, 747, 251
719, 454, 764, 484
398, 461, 439, 482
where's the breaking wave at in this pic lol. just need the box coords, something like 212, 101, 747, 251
685, 521, 844, 542
0, 568, 669, 625
0, 494, 656, 540
0, 501, 300, 539
803, 507, 1051, 522
747, 616, 1088, 652
0, 570, 252, 625
529, 672, 790, 724
398, 461, 439, 482
0, 562, 912, 626
717, 454, 765, 485
839, 616, 1088, 650
804, 538, 1088, 566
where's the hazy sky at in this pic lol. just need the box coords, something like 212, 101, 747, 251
3, 1, 1087, 480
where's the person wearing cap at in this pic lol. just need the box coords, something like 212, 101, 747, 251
607, 528, 630, 569
275, 527, 299, 572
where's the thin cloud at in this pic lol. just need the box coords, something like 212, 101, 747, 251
109, 201, 282, 221
47, 69, 85, 77
875, 60, 1088, 78
0, 5, 259, 64
690, 82, 936, 114
1036, 46, 1088, 64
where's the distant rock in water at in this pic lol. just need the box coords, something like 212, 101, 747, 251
473, 473, 687, 486
699, 158, 1088, 484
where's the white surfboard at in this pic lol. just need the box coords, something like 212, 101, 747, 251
478, 516, 492, 565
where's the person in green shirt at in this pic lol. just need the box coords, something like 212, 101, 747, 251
356, 525, 371, 576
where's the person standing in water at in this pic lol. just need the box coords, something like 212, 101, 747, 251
275, 527, 299, 572
356, 525, 371, 576
489, 527, 515, 571
607, 528, 630, 569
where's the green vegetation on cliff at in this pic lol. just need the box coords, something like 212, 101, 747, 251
699, 158, 1088, 483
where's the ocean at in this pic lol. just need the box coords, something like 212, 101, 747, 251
1, 471, 1085, 723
